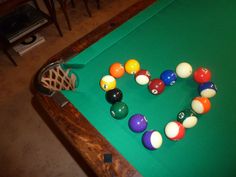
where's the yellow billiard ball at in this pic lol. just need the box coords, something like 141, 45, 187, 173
125, 59, 140, 74
100, 75, 116, 91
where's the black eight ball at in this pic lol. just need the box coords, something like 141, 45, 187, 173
105, 88, 123, 104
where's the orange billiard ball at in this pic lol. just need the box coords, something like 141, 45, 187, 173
109, 62, 125, 78
191, 97, 211, 114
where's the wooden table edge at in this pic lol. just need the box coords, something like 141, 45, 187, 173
32, 0, 156, 176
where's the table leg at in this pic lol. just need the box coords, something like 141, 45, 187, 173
82, 0, 92, 17
43, 0, 63, 37
3, 49, 17, 66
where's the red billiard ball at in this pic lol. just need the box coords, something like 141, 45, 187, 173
135, 69, 151, 85
148, 79, 165, 95
193, 67, 211, 83
165, 121, 185, 141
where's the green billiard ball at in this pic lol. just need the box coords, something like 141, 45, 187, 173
110, 102, 128, 119
177, 109, 198, 128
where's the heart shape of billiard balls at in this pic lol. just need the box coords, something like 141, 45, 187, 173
101, 60, 217, 150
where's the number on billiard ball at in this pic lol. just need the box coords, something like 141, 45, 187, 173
125, 59, 140, 74
148, 78, 165, 95
100, 75, 116, 91
198, 81, 217, 98
193, 67, 211, 83
177, 109, 198, 128
160, 70, 177, 86
105, 88, 123, 104
109, 62, 125, 78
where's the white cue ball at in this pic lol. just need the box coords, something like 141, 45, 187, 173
176, 62, 193, 78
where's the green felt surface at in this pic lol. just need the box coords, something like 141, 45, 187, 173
62, 0, 236, 176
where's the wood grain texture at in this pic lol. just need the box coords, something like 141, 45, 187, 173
32, 0, 156, 176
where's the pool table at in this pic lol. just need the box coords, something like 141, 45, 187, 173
32, 0, 236, 177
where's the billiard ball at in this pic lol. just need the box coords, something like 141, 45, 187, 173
110, 102, 128, 119
142, 130, 163, 150
176, 62, 192, 78
128, 114, 148, 133
125, 59, 140, 74
198, 82, 217, 98
148, 78, 165, 95
191, 97, 211, 114
109, 62, 125, 78
177, 109, 198, 128
100, 75, 116, 91
135, 70, 151, 85
105, 88, 123, 104
165, 121, 185, 141
160, 70, 177, 86
193, 67, 211, 83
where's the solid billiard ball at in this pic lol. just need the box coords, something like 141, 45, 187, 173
160, 70, 177, 86
100, 75, 116, 91
125, 59, 140, 74
128, 114, 148, 133
148, 78, 165, 95
198, 82, 217, 98
109, 62, 125, 78
177, 109, 198, 128
142, 130, 163, 150
191, 97, 211, 114
193, 67, 211, 83
165, 121, 185, 141
135, 70, 151, 85
176, 62, 193, 78
105, 88, 123, 104
110, 102, 128, 119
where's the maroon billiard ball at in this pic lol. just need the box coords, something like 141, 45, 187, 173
193, 67, 211, 83
135, 69, 151, 85
148, 78, 165, 95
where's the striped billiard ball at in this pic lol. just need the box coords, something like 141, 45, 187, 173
198, 82, 217, 98
142, 130, 163, 150
135, 70, 151, 85
177, 109, 198, 128
100, 75, 116, 91
165, 121, 185, 141
191, 97, 211, 114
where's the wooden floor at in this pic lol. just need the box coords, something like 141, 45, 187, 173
0, 0, 140, 176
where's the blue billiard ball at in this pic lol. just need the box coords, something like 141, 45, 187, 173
160, 70, 177, 86
198, 81, 217, 98
142, 130, 163, 150
128, 114, 147, 133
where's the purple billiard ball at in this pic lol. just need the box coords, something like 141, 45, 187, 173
142, 130, 163, 150
128, 114, 148, 133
